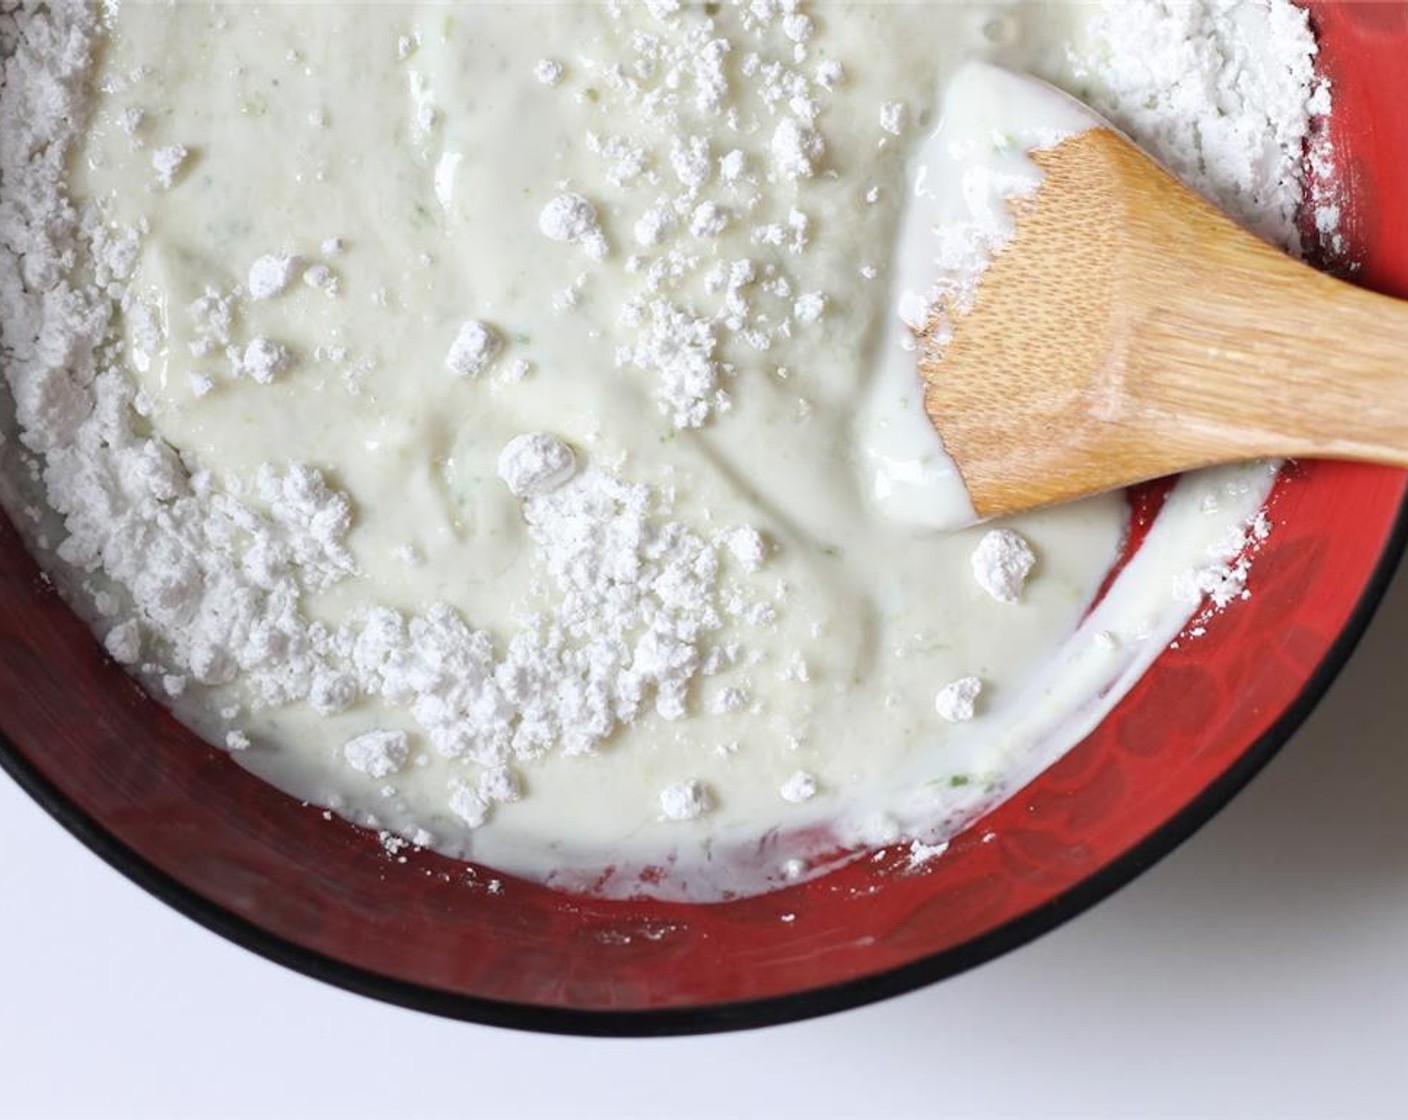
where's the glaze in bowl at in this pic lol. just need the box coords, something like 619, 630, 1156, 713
2, 1, 1406, 1035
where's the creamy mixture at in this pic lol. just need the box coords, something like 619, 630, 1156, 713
0, 1, 1329, 899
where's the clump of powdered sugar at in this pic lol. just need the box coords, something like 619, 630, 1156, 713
660, 779, 713, 821
935, 675, 982, 722
497, 433, 577, 497
445, 319, 502, 377
448, 781, 489, 828
150, 143, 188, 189
971, 528, 1036, 604
247, 254, 299, 300
539, 192, 607, 259
103, 618, 141, 664
240, 337, 295, 383
770, 116, 823, 179
618, 299, 726, 428
343, 730, 410, 778
478, 765, 522, 805
1072, 0, 1332, 253
721, 526, 767, 573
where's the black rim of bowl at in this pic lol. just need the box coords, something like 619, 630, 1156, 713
2, 490, 1406, 1037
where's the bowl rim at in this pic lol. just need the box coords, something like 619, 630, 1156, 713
2, 487, 1404, 1037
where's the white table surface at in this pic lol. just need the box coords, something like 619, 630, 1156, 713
5, 561, 1408, 1120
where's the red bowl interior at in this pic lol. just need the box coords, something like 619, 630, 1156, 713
3, 1, 1407, 1035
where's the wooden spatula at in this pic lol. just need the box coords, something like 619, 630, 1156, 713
920, 123, 1408, 523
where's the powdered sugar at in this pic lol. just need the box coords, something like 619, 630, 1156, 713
448, 781, 489, 828
478, 765, 523, 805
343, 729, 410, 778
240, 337, 294, 383
513, 465, 762, 734
779, 770, 817, 803
971, 529, 1036, 605
497, 433, 578, 498
445, 319, 503, 378
150, 143, 187, 189
539, 192, 607, 259
1175, 506, 1272, 614
770, 116, 822, 179
660, 779, 712, 821
247, 254, 298, 300
935, 675, 982, 723
1072, 0, 1331, 253
103, 618, 141, 665
721, 526, 767, 573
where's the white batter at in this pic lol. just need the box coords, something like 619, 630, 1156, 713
0, 1, 1324, 899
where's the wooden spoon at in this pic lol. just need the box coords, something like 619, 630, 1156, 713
920, 124, 1408, 523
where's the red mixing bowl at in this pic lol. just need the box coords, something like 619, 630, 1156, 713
2, 2, 1406, 1035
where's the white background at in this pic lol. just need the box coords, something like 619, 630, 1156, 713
4, 561, 1408, 1120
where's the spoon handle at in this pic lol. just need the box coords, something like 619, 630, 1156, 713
1120, 221, 1408, 472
